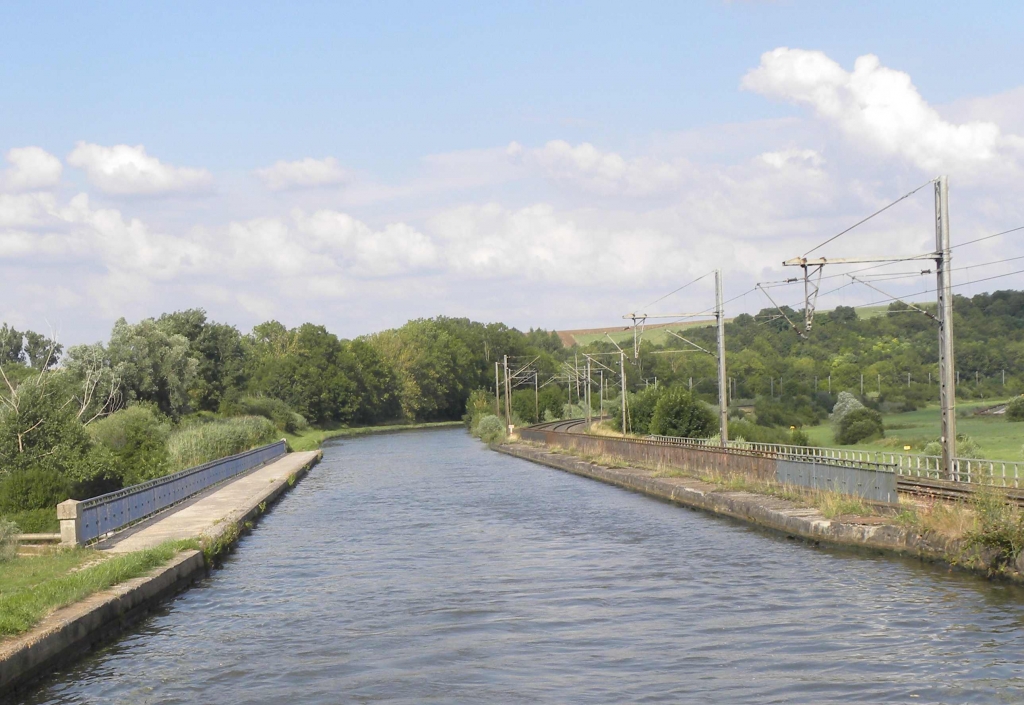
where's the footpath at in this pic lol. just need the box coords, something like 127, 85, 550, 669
0, 450, 321, 697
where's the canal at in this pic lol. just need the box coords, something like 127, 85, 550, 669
24, 428, 1024, 703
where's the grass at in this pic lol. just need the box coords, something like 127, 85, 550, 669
0, 539, 199, 637
802, 399, 1024, 461
283, 420, 464, 451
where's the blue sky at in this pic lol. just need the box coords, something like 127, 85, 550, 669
2, 1, 1024, 342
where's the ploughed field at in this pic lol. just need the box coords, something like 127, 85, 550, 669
23, 428, 1024, 704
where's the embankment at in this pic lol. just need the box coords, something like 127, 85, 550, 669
497, 442, 1013, 578
0, 450, 321, 699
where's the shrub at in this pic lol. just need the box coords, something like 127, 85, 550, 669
610, 387, 663, 434
0, 518, 17, 562
924, 435, 983, 459
835, 407, 884, 444
0, 467, 73, 513
475, 415, 505, 444
0, 509, 57, 533
463, 389, 494, 429
87, 405, 171, 486
167, 416, 277, 471
965, 484, 1024, 564
1006, 396, 1024, 421
829, 391, 864, 432
511, 389, 539, 424
221, 396, 308, 433
956, 434, 983, 459
649, 387, 717, 438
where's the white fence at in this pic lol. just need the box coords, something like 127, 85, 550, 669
646, 435, 1024, 487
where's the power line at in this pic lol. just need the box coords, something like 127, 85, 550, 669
851, 266, 1024, 310
802, 179, 935, 257
951, 224, 1024, 250
636, 271, 713, 312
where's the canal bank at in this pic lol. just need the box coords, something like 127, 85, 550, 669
0, 450, 321, 698
497, 442, 1018, 581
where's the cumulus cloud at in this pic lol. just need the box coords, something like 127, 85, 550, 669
742, 48, 1024, 175
1, 147, 62, 191
67, 142, 213, 195
516, 140, 686, 196
256, 157, 349, 191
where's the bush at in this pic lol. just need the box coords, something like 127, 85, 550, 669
167, 416, 277, 471
830, 391, 864, 433
221, 396, 307, 433
1006, 396, 1024, 421
0, 467, 73, 513
0, 509, 58, 533
835, 407, 884, 444
649, 387, 717, 438
609, 387, 663, 434
924, 435, 983, 459
511, 389, 539, 425
463, 389, 494, 429
475, 415, 505, 444
0, 518, 17, 562
87, 405, 171, 486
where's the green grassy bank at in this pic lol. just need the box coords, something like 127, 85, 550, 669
283, 420, 464, 451
802, 400, 1023, 461
0, 540, 198, 638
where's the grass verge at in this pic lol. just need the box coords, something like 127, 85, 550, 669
284, 420, 463, 451
0, 539, 199, 637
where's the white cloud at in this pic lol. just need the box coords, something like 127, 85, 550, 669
758, 148, 824, 170
256, 157, 349, 191
742, 48, 1024, 176
67, 142, 213, 195
1, 147, 63, 191
0, 192, 59, 228
518, 140, 686, 196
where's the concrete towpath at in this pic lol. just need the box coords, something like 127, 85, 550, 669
99, 450, 320, 553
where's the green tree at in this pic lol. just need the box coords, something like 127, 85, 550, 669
108, 318, 199, 417
649, 387, 717, 438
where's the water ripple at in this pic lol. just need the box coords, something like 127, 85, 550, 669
22, 429, 1024, 704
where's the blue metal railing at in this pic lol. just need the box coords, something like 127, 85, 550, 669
76, 440, 286, 544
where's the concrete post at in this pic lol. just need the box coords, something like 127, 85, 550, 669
58, 499, 82, 546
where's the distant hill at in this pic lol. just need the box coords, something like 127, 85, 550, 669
557, 319, 719, 347
557, 305, 917, 347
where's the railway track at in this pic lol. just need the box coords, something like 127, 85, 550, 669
526, 418, 588, 434
897, 477, 1024, 507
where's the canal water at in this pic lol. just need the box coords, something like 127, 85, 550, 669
24, 429, 1024, 703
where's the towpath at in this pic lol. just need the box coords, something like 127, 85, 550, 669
97, 451, 320, 553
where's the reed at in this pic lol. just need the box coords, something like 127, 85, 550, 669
167, 416, 277, 472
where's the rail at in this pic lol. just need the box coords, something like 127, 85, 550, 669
59, 440, 287, 545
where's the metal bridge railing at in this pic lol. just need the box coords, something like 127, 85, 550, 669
59, 440, 287, 545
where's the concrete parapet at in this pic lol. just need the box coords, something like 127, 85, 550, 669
56, 500, 81, 546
